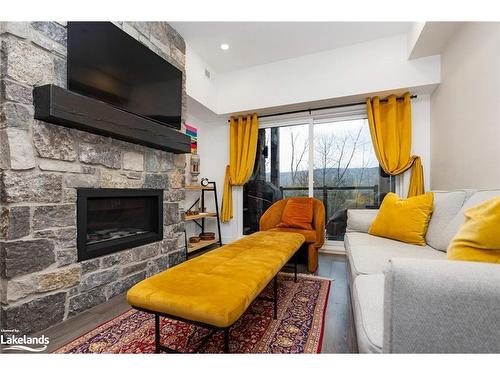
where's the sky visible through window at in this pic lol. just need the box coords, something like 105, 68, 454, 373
273, 119, 378, 174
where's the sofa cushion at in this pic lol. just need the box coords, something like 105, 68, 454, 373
267, 227, 316, 243
352, 274, 385, 353
346, 209, 379, 233
440, 190, 500, 252
345, 232, 446, 277
425, 191, 467, 251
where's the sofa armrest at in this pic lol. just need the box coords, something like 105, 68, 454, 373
346, 209, 379, 233
383, 258, 500, 353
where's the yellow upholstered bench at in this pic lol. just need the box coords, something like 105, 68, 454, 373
127, 231, 305, 353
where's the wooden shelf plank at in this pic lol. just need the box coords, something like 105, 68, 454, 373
185, 185, 214, 190
187, 238, 219, 253
185, 212, 217, 221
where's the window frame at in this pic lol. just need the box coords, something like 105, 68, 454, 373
257, 104, 373, 248
258, 104, 370, 196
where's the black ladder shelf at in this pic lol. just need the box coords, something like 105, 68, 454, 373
183, 181, 223, 259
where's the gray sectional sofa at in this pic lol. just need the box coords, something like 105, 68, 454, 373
344, 189, 500, 353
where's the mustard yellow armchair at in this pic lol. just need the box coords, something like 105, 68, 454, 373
259, 197, 325, 273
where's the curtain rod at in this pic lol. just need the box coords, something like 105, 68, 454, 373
228, 94, 417, 122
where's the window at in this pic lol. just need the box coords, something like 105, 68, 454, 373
243, 107, 394, 241
242, 123, 309, 235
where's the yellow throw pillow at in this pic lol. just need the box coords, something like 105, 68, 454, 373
368, 192, 434, 245
447, 196, 500, 263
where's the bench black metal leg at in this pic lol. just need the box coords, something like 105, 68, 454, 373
294, 256, 298, 283
224, 327, 230, 353
155, 314, 161, 354
273, 276, 278, 319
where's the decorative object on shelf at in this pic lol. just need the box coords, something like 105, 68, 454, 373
186, 201, 201, 217
199, 232, 215, 241
190, 153, 200, 184
189, 236, 201, 244
184, 180, 223, 259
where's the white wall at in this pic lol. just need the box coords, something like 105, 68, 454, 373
185, 44, 218, 113
184, 103, 236, 243
430, 23, 500, 190
215, 34, 440, 115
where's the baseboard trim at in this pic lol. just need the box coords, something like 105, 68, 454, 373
319, 248, 346, 255
221, 236, 240, 245
319, 242, 346, 255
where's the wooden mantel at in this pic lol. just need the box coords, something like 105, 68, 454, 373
33, 85, 191, 154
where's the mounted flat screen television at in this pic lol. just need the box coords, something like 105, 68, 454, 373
67, 22, 182, 130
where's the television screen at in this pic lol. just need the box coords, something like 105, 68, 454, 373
67, 22, 182, 129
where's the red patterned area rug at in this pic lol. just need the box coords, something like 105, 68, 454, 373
55, 273, 331, 354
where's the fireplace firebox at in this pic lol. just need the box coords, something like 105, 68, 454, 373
77, 189, 163, 261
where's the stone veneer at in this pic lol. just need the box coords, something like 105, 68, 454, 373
0, 22, 188, 334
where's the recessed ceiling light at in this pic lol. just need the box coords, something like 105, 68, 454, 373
220, 43, 229, 51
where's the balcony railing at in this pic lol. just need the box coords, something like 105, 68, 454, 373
280, 185, 379, 213
279, 185, 380, 240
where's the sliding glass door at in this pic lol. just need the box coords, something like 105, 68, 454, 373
243, 109, 394, 241
312, 119, 390, 240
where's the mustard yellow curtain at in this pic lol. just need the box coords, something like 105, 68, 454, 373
366, 92, 425, 197
221, 114, 259, 222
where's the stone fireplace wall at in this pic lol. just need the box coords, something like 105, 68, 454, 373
0, 22, 187, 333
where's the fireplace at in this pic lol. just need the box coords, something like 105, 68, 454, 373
77, 189, 164, 261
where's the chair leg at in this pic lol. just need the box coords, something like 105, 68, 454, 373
224, 327, 230, 353
307, 244, 318, 273
273, 275, 278, 319
155, 314, 161, 354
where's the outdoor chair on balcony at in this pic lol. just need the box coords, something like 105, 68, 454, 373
259, 197, 325, 273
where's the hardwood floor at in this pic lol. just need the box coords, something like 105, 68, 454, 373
317, 254, 357, 353
40, 292, 131, 353
37, 253, 356, 353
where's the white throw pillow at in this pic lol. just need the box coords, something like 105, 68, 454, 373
347, 209, 379, 233
425, 191, 467, 251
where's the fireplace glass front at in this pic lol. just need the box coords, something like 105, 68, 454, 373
77, 189, 163, 261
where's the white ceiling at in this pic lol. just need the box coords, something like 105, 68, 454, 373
170, 22, 412, 73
